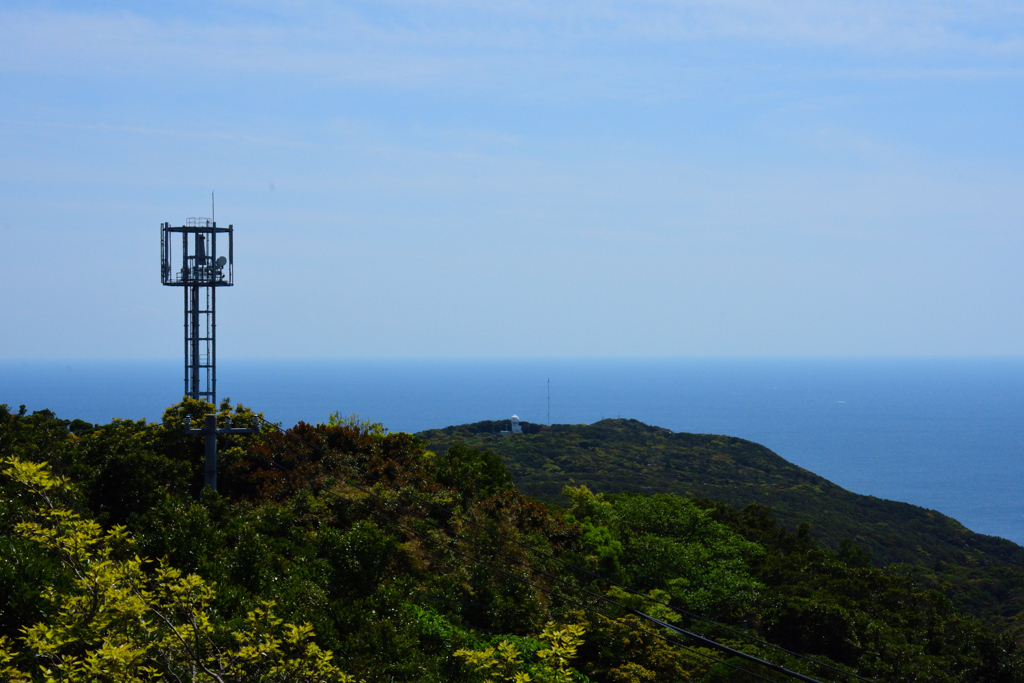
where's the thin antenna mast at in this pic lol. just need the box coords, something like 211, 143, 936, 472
547, 378, 551, 426
212, 191, 215, 223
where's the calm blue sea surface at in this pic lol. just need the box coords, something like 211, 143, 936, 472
3, 358, 1024, 544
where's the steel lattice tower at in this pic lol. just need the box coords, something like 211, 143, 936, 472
160, 218, 234, 404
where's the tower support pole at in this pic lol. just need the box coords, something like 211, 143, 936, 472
184, 413, 259, 491
190, 284, 201, 399
204, 414, 218, 489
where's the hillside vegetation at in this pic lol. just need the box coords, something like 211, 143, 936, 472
419, 418, 1024, 629
1, 403, 1023, 682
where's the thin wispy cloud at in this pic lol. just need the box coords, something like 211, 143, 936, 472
2, 1, 1023, 85
2, 0, 1023, 357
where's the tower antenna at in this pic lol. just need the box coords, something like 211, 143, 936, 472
160, 209, 236, 406
212, 191, 215, 223
162, 207, 252, 490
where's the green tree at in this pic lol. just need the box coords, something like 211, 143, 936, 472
0, 457, 355, 683
436, 444, 514, 508
455, 622, 587, 683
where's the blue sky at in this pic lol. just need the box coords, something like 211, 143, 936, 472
2, 0, 1023, 358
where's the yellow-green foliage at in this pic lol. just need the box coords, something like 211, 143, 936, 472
324, 412, 387, 436
455, 622, 586, 683
0, 457, 356, 683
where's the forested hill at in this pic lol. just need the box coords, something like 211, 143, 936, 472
5, 402, 1024, 681
419, 418, 1024, 622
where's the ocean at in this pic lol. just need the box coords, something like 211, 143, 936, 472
2, 357, 1023, 545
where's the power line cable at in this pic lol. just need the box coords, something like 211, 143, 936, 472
257, 451, 787, 683
251, 421, 829, 683
254, 417, 870, 683
258, 421, 835, 682
346, 489, 786, 683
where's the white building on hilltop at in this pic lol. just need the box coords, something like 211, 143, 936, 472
500, 415, 523, 436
